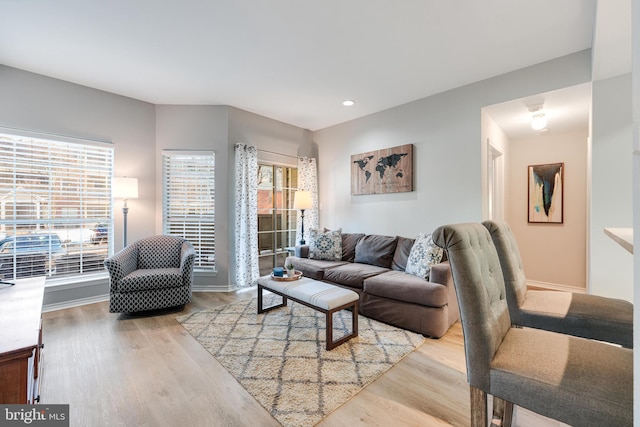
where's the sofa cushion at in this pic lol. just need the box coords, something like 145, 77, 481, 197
405, 233, 443, 279
323, 263, 389, 289
341, 233, 365, 262
309, 228, 342, 261
354, 234, 398, 268
363, 270, 448, 307
287, 257, 347, 280
391, 236, 415, 271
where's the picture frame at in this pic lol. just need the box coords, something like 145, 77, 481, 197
528, 162, 564, 223
350, 144, 413, 195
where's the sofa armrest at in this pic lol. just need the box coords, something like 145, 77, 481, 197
180, 241, 196, 285
103, 244, 139, 290
429, 261, 460, 324
295, 245, 310, 258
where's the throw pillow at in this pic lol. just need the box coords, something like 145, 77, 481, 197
341, 233, 365, 262
405, 233, 443, 279
308, 228, 342, 261
391, 236, 415, 271
354, 234, 398, 268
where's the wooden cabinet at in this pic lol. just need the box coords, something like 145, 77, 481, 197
0, 277, 45, 404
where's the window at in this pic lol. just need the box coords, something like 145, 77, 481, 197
162, 151, 215, 270
257, 163, 298, 276
0, 130, 113, 281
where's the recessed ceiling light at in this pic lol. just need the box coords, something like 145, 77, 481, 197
342, 100, 355, 107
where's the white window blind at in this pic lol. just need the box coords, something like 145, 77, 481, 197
162, 151, 215, 270
0, 131, 114, 281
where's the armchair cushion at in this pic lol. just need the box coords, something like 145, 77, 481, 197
118, 268, 183, 293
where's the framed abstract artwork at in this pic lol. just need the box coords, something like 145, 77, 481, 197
528, 162, 564, 223
350, 144, 413, 195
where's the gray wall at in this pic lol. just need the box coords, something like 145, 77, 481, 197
2, 49, 631, 305
153, 106, 315, 290
0, 65, 156, 307
312, 51, 592, 239
228, 107, 315, 286
155, 105, 230, 290
0, 66, 314, 302
590, 74, 633, 301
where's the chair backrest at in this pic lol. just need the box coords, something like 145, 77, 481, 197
432, 223, 511, 391
135, 235, 186, 269
482, 220, 528, 324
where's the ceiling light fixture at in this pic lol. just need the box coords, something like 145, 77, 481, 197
528, 104, 547, 130
531, 113, 547, 130
342, 100, 355, 107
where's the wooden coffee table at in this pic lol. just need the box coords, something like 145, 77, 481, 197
257, 274, 359, 350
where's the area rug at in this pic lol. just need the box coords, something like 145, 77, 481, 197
176, 295, 424, 427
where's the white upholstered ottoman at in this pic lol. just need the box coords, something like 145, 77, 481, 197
257, 274, 359, 350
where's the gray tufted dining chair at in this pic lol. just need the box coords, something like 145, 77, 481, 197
483, 219, 632, 348
433, 223, 632, 427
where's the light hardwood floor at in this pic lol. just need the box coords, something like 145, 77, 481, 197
41, 290, 565, 427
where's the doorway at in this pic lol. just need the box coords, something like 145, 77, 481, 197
256, 163, 298, 276
487, 140, 504, 220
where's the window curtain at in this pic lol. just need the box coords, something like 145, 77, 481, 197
297, 157, 319, 244
234, 143, 259, 287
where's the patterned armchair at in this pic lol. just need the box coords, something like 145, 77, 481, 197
104, 235, 196, 313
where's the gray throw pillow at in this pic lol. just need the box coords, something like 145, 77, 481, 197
405, 233, 443, 279
354, 234, 398, 268
392, 236, 415, 271
341, 233, 365, 262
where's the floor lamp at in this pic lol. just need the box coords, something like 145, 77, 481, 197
113, 177, 138, 248
293, 190, 312, 245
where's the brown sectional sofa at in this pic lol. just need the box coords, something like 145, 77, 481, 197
287, 233, 460, 338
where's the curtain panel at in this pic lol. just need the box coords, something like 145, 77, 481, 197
234, 143, 259, 287
297, 157, 319, 245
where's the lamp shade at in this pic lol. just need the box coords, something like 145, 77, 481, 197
293, 190, 312, 210
113, 177, 139, 199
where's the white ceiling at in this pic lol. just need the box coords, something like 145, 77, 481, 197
0, 0, 629, 132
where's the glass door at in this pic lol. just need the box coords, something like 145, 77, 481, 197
257, 163, 298, 276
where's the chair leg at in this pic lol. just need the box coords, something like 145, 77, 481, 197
470, 386, 488, 427
491, 397, 514, 427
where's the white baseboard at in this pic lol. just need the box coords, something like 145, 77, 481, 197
42, 281, 240, 312
526, 280, 587, 293
43, 294, 110, 312
193, 284, 239, 292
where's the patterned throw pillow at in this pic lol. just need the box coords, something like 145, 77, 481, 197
309, 228, 342, 261
405, 233, 443, 279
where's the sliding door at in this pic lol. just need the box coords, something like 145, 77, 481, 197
257, 163, 298, 276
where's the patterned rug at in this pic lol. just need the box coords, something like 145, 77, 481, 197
176, 295, 424, 427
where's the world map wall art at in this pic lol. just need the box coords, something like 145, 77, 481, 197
528, 162, 564, 223
351, 144, 413, 195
